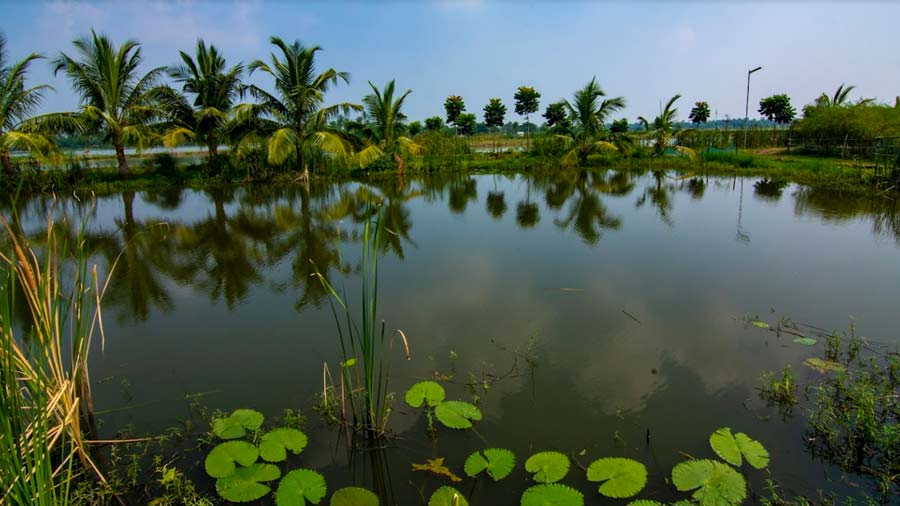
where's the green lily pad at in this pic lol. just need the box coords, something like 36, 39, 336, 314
212, 409, 265, 440
434, 401, 482, 429
672, 459, 746, 506
709, 428, 742, 466
205, 441, 259, 478
586, 457, 647, 498
215, 463, 281, 503
525, 451, 570, 483
260, 428, 309, 462
793, 337, 817, 346
331, 487, 379, 506
428, 486, 469, 506
735, 432, 770, 469
751, 320, 769, 329
405, 381, 446, 408
627, 501, 663, 506
520, 484, 584, 506
464, 448, 516, 481
276, 469, 328, 506
804, 357, 846, 373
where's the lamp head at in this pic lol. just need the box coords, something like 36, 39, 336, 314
749, 66, 762, 74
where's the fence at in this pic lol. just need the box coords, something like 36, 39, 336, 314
786, 135, 883, 160
874, 137, 900, 184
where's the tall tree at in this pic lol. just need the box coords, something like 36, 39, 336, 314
563, 77, 625, 164
444, 95, 465, 131
758, 94, 796, 128
543, 102, 570, 132
688, 101, 710, 124
483, 98, 506, 153
239, 36, 361, 174
641, 94, 694, 158
456, 113, 476, 136
514, 86, 540, 149
0, 33, 63, 177
815, 83, 873, 107
164, 39, 243, 171
424, 116, 443, 131
53, 30, 166, 176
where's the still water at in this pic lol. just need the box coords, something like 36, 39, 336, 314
13, 169, 900, 503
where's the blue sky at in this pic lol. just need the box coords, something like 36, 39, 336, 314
3, 0, 900, 123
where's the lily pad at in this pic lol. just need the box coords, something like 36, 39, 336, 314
671, 459, 746, 506
405, 381, 446, 408
205, 441, 259, 478
735, 433, 770, 469
260, 428, 309, 462
627, 501, 663, 506
793, 337, 817, 346
331, 487, 379, 506
434, 401, 482, 429
804, 357, 846, 373
276, 469, 328, 506
709, 428, 742, 466
215, 463, 281, 503
586, 457, 647, 498
428, 486, 469, 506
520, 484, 584, 506
212, 409, 265, 440
525, 451, 570, 483
464, 448, 516, 481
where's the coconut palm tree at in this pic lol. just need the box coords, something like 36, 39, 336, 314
237, 36, 361, 176
0, 33, 64, 177
53, 30, 166, 176
353, 80, 421, 168
162, 39, 243, 172
641, 94, 695, 158
815, 83, 874, 107
561, 77, 626, 165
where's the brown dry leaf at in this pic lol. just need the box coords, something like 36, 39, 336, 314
411, 457, 462, 482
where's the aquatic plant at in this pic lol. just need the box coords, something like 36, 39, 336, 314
331, 487, 379, 506
276, 469, 328, 506
405, 381, 446, 408
434, 401, 482, 429
212, 408, 265, 439
412, 457, 462, 482
464, 448, 516, 481
216, 462, 281, 503
205, 441, 259, 478
586, 457, 647, 498
525, 451, 570, 483
759, 365, 798, 407
428, 486, 468, 506
709, 428, 770, 469
671, 459, 746, 506
259, 428, 308, 462
520, 483, 584, 506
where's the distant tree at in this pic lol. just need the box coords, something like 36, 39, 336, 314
514, 85, 540, 148
758, 94, 796, 127
424, 116, 443, 131
563, 77, 625, 163
407, 120, 422, 136
610, 118, 629, 134
814, 83, 873, 108
689, 101, 710, 124
542, 102, 570, 131
483, 98, 506, 152
444, 95, 465, 128
352, 80, 420, 168
456, 113, 476, 136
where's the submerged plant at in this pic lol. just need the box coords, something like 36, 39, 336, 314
759, 365, 798, 408
412, 457, 463, 482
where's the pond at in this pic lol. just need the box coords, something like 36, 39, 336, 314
10, 168, 900, 503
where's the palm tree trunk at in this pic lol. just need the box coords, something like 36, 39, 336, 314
0, 147, 15, 179
115, 142, 130, 177
207, 139, 219, 174
122, 191, 136, 226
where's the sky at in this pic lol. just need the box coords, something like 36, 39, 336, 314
3, 0, 900, 124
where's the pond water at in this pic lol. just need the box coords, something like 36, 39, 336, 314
10, 168, 900, 503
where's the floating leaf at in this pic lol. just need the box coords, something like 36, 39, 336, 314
212, 409, 265, 440
428, 486, 469, 506
205, 441, 259, 478
709, 428, 742, 467
793, 337, 817, 346
464, 448, 516, 481
412, 457, 462, 482
276, 469, 328, 506
751, 320, 769, 329
331, 487, 379, 506
804, 358, 846, 373
671, 459, 746, 506
735, 433, 769, 469
627, 501, 663, 506
405, 381, 446, 408
434, 401, 482, 429
586, 457, 647, 498
525, 451, 570, 483
215, 463, 281, 503
520, 484, 584, 506
260, 428, 309, 462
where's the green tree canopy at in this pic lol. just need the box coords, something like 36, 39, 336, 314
424, 116, 443, 131
610, 118, 629, 134
444, 95, 465, 125
689, 101, 710, 124
563, 77, 625, 163
542, 102, 570, 131
456, 113, 476, 136
483, 98, 506, 128
758, 94, 796, 127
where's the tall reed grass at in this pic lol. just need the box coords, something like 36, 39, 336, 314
0, 208, 112, 504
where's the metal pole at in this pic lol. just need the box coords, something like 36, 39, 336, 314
743, 66, 762, 150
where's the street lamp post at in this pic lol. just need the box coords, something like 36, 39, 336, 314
743, 66, 762, 150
